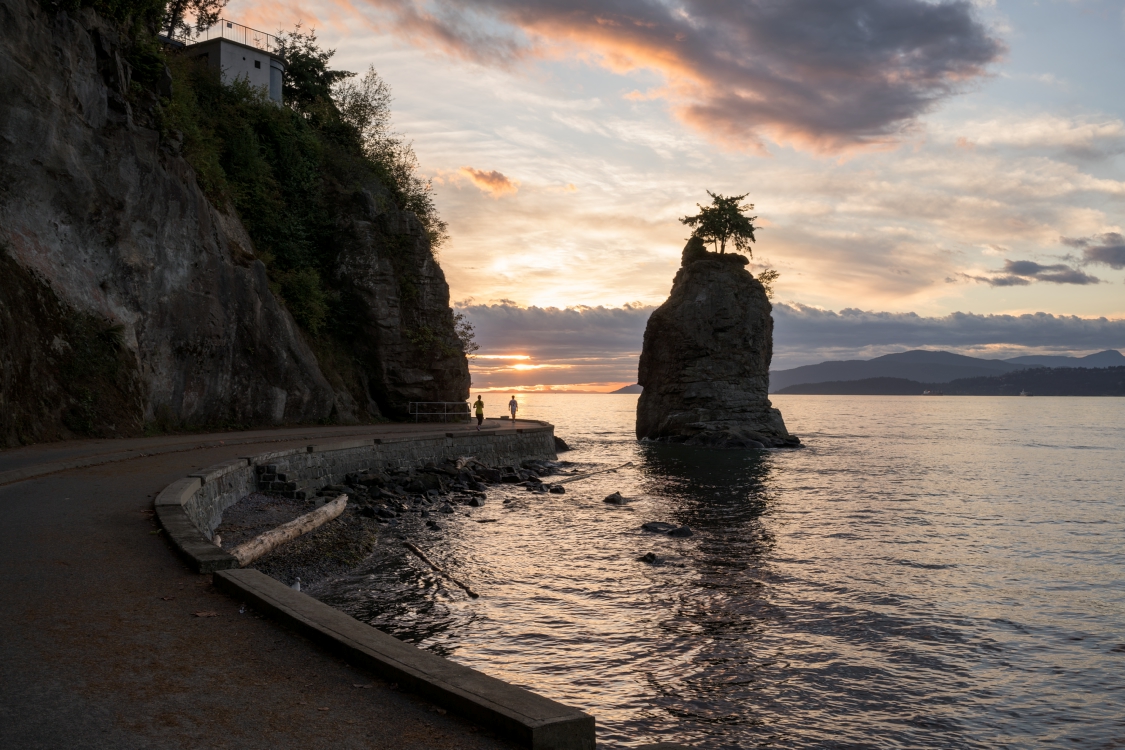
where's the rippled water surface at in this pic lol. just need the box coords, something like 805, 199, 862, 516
314, 394, 1125, 748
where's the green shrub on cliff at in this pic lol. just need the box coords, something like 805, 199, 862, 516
159, 30, 445, 338
757, 267, 779, 299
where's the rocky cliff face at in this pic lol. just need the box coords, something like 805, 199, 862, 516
334, 187, 470, 420
0, 0, 467, 445
636, 238, 798, 449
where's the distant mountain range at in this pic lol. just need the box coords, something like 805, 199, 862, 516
775, 366, 1125, 397
769, 349, 1124, 393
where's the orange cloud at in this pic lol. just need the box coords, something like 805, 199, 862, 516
350, 0, 1004, 155
458, 166, 519, 197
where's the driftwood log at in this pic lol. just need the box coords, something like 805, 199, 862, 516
553, 462, 633, 486
403, 541, 479, 598
229, 495, 348, 567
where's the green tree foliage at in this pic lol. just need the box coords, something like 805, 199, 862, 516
756, 267, 780, 299
160, 26, 450, 335
276, 26, 354, 112
162, 0, 225, 38
680, 191, 758, 255
333, 66, 448, 250
452, 312, 480, 358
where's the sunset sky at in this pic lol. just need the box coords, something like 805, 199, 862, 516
229, 0, 1125, 390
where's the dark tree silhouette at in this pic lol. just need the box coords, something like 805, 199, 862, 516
163, 0, 226, 38
680, 191, 758, 255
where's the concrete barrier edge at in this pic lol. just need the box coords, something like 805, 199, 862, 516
155, 503, 238, 573
152, 424, 592, 746
214, 569, 596, 750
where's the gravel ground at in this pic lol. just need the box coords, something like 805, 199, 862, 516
214, 492, 310, 548
215, 493, 383, 588
252, 507, 382, 588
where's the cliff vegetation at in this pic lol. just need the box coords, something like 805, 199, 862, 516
0, 0, 470, 445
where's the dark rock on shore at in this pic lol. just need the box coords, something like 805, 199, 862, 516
640, 521, 692, 538
604, 491, 627, 505
554, 436, 572, 452
636, 237, 798, 448
476, 468, 503, 483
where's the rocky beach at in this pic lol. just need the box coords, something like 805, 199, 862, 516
217, 454, 574, 588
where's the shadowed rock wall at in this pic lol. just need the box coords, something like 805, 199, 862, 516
334, 188, 470, 420
0, 0, 468, 445
636, 238, 797, 448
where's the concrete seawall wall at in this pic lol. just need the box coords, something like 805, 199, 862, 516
174, 424, 557, 546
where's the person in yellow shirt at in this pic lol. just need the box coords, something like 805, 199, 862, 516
473, 395, 485, 430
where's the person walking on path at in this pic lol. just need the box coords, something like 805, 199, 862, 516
508, 394, 518, 421
474, 395, 485, 430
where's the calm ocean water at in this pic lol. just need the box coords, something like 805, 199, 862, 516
314, 394, 1125, 749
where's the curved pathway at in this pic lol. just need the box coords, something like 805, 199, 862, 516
0, 423, 526, 749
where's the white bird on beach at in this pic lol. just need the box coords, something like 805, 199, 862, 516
291, 577, 301, 592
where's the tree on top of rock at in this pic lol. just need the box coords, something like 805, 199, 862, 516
680, 192, 758, 256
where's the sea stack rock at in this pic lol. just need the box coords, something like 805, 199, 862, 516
636, 238, 798, 448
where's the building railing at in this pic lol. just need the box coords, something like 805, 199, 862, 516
180, 18, 279, 54
408, 402, 471, 423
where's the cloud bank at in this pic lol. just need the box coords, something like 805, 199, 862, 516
773, 304, 1125, 358
459, 301, 652, 388
361, 0, 1004, 152
461, 301, 651, 354
459, 301, 1125, 385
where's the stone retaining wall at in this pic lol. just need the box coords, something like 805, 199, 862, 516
263, 428, 558, 502
164, 424, 556, 550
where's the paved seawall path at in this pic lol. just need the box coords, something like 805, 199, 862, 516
0, 422, 536, 750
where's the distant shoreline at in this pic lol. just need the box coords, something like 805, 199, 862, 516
773, 367, 1125, 397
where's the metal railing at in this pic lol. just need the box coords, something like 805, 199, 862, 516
408, 402, 471, 423
180, 19, 279, 54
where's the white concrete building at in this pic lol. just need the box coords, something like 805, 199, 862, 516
183, 20, 284, 103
